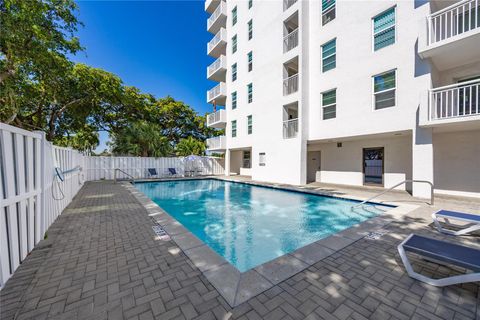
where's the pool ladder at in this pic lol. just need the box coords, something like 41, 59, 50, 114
351, 179, 434, 209
114, 168, 136, 184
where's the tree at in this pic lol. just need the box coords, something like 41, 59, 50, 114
109, 121, 173, 157
175, 136, 206, 156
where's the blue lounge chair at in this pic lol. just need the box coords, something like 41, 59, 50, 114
168, 168, 179, 176
398, 234, 480, 286
147, 168, 158, 178
432, 210, 480, 236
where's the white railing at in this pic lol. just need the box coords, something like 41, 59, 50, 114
283, 74, 299, 95
283, 118, 299, 139
207, 82, 226, 102
427, 0, 480, 45
207, 55, 226, 78
429, 78, 480, 120
283, 29, 299, 53
206, 136, 226, 150
207, 109, 226, 126
207, 1, 226, 30
284, 0, 298, 11
0, 123, 84, 288
84, 156, 224, 181
207, 28, 227, 53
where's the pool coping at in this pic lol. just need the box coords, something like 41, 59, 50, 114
123, 177, 419, 307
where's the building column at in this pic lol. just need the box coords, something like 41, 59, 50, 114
225, 149, 231, 176
412, 127, 434, 199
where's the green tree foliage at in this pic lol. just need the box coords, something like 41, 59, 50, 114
109, 121, 173, 157
175, 136, 206, 156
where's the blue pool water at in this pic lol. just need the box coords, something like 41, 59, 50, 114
136, 179, 392, 272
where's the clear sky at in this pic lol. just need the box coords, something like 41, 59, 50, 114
72, 0, 215, 152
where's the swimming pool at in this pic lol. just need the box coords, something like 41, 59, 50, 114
135, 179, 392, 272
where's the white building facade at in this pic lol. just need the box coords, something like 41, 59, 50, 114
205, 0, 480, 199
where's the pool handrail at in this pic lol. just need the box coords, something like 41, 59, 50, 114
114, 168, 136, 184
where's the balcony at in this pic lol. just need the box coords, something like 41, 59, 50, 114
207, 28, 227, 58
207, 1, 226, 34
419, 0, 480, 70
283, 74, 299, 95
206, 135, 226, 151
283, 29, 299, 53
207, 82, 226, 105
207, 55, 226, 82
206, 109, 227, 128
205, 0, 221, 13
283, 118, 299, 139
422, 78, 480, 127
283, 0, 297, 11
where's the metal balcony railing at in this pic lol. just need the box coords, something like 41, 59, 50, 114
206, 136, 226, 150
207, 1, 226, 30
208, 28, 226, 53
429, 78, 480, 120
427, 0, 480, 45
283, 29, 299, 53
207, 109, 226, 126
207, 56, 226, 78
207, 82, 226, 101
283, 118, 298, 139
283, 0, 298, 11
283, 74, 299, 95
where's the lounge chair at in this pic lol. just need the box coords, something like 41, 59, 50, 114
147, 168, 159, 178
432, 210, 480, 236
397, 234, 480, 286
168, 168, 179, 176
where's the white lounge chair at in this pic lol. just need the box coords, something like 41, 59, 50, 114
398, 234, 480, 286
432, 210, 480, 236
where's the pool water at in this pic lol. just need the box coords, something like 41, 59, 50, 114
136, 179, 392, 272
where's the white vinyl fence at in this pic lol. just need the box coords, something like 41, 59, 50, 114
0, 122, 225, 289
0, 123, 84, 288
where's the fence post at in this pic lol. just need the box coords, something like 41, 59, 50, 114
34, 131, 47, 241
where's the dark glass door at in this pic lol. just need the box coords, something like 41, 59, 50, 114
363, 148, 384, 186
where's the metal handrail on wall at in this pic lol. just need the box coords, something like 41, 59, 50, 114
114, 168, 136, 184
352, 179, 434, 209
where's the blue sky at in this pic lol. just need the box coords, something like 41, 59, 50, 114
72, 1, 214, 152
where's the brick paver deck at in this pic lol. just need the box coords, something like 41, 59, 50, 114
1, 181, 478, 320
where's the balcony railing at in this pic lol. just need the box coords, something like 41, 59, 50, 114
207, 55, 226, 78
207, 82, 226, 102
283, 0, 298, 11
206, 136, 226, 150
207, 109, 226, 126
283, 118, 299, 139
283, 29, 299, 53
429, 78, 480, 120
207, 1, 226, 31
427, 0, 480, 45
207, 28, 226, 53
283, 74, 299, 95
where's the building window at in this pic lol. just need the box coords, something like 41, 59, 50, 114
322, 0, 335, 25
247, 115, 252, 134
373, 7, 396, 51
247, 83, 253, 103
322, 89, 336, 119
248, 0, 253, 9
243, 151, 251, 168
247, 51, 253, 72
248, 20, 253, 40
259, 152, 266, 166
373, 69, 396, 109
232, 63, 237, 82
322, 39, 336, 72
232, 6, 237, 26
232, 91, 237, 109
232, 120, 237, 137
232, 35, 237, 53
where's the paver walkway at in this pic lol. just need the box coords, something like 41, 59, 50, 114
1, 181, 478, 320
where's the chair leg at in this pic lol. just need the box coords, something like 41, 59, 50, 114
432, 213, 480, 236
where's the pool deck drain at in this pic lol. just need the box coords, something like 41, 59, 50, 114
125, 179, 418, 307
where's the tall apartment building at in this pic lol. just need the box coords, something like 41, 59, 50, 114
205, 0, 480, 199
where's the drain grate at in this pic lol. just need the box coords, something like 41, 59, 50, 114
152, 225, 170, 241
365, 230, 388, 240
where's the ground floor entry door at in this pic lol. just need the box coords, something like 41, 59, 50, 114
363, 147, 384, 186
307, 151, 321, 183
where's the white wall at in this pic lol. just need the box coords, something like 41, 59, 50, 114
309, 135, 412, 190
433, 130, 480, 198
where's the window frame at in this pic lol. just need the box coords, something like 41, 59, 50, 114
231, 91, 237, 109
247, 115, 253, 134
248, 0, 252, 9
232, 63, 237, 82
321, 38, 336, 73
232, 6, 237, 26
372, 6, 396, 52
248, 19, 253, 40
322, 88, 337, 120
372, 69, 397, 110
247, 51, 253, 72
232, 34, 237, 53
231, 120, 237, 137
247, 83, 253, 103
322, 0, 336, 26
